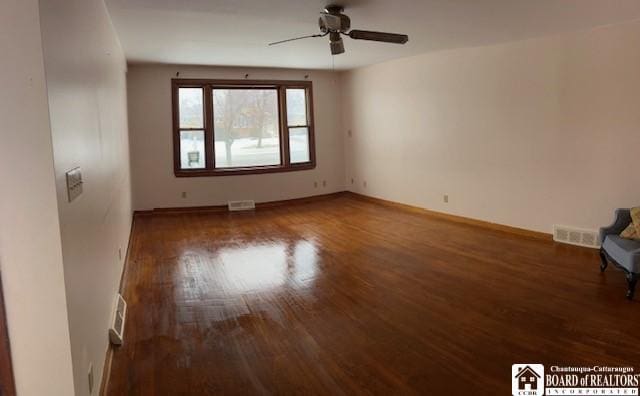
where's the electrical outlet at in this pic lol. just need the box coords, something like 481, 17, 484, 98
322, 180, 327, 187
181, 191, 187, 199
443, 194, 449, 203
88, 362, 94, 394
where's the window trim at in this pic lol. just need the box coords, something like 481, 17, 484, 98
172, 79, 316, 177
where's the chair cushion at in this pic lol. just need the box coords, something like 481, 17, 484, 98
603, 235, 640, 273
619, 207, 640, 240
620, 223, 638, 239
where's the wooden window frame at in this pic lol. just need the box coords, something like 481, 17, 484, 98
172, 79, 316, 177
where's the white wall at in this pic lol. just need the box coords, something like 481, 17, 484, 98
341, 21, 640, 233
38, 0, 133, 394
128, 64, 345, 210
0, 0, 75, 395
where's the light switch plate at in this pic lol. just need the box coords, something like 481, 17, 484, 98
66, 167, 83, 202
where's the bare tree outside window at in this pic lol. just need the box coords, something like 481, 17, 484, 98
213, 89, 280, 168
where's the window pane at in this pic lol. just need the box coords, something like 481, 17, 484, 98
213, 89, 280, 168
289, 127, 310, 164
286, 88, 307, 126
180, 130, 205, 169
179, 88, 203, 128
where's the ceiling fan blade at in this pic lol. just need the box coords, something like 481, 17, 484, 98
347, 30, 409, 44
268, 33, 326, 46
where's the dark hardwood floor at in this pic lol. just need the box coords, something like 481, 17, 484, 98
106, 193, 640, 395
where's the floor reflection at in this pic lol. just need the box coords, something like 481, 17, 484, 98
179, 239, 320, 295
216, 242, 287, 293
290, 240, 318, 287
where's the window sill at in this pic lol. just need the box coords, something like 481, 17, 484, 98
174, 162, 315, 177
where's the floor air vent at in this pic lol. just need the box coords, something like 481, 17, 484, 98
553, 225, 600, 248
109, 293, 127, 345
228, 200, 255, 211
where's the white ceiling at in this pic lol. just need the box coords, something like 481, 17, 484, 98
105, 0, 640, 70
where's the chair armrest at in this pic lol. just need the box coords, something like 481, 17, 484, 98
599, 208, 631, 244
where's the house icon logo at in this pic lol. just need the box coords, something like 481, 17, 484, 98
512, 364, 544, 395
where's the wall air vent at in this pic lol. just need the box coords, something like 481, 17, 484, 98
108, 293, 127, 345
553, 225, 600, 249
227, 200, 256, 211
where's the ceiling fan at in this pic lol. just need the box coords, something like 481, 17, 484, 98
268, 5, 409, 55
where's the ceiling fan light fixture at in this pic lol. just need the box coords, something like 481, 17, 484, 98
330, 38, 345, 55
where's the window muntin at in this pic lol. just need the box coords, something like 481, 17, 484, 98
173, 80, 314, 176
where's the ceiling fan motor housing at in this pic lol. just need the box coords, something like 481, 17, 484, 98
319, 13, 351, 33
